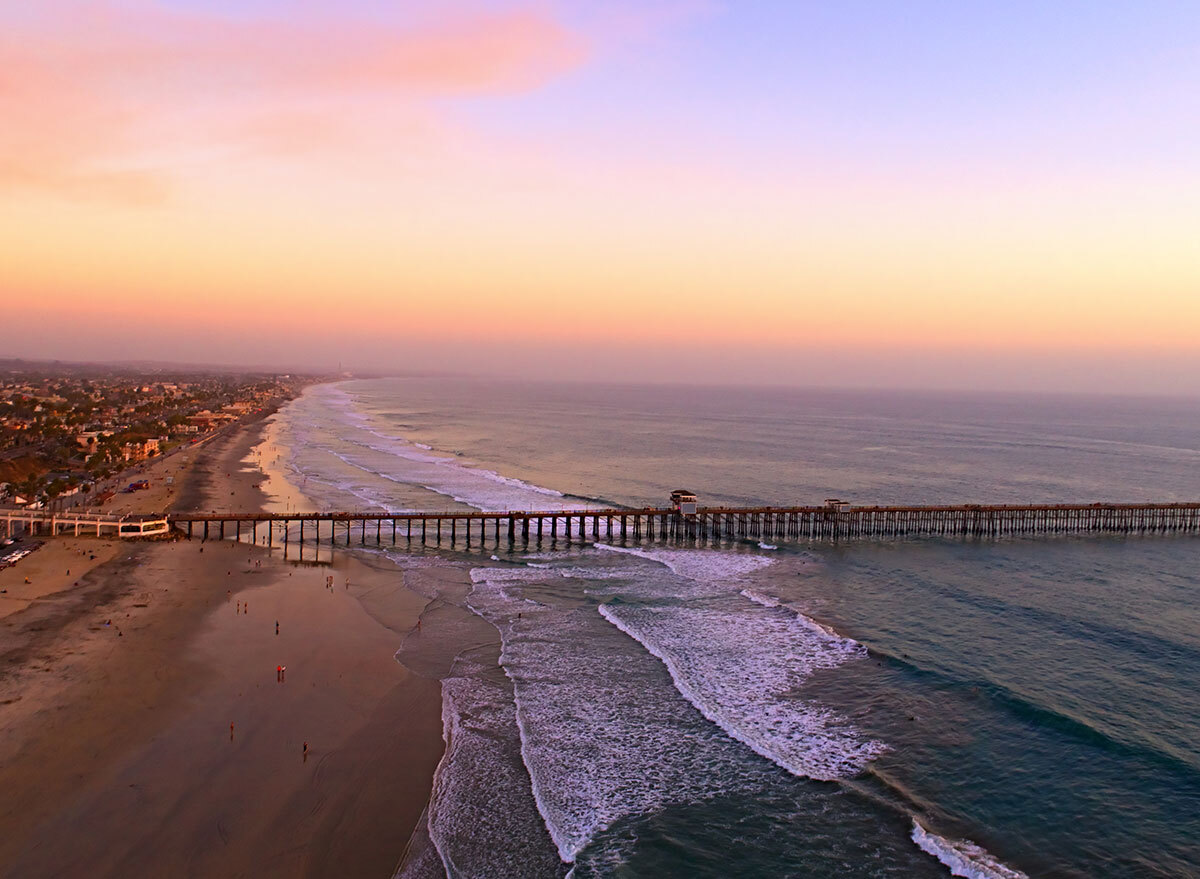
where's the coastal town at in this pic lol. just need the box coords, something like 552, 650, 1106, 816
0, 363, 306, 510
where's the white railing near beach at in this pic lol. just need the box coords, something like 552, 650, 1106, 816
1, 508, 170, 539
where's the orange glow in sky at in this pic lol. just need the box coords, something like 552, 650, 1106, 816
3, 1, 1199, 392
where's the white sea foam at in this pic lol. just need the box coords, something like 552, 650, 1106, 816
290, 385, 581, 514
740, 589, 846, 640
381, 550, 457, 569
419, 661, 566, 879
310, 440, 575, 518
911, 821, 1029, 879
758, 542, 778, 550
475, 564, 627, 584
598, 600, 883, 781
467, 566, 763, 864
739, 587, 782, 607
508, 546, 881, 782
593, 543, 774, 585
339, 423, 569, 507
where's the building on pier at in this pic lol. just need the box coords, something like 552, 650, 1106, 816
670, 490, 698, 515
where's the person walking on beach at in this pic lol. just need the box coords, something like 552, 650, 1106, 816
275, 620, 279, 635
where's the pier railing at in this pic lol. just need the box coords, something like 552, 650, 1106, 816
1, 509, 170, 539
162, 502, 1200, 548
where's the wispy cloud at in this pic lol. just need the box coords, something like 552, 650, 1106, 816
0, 1, 588, 201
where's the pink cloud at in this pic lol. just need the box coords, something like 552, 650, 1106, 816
0, 1, 587, 200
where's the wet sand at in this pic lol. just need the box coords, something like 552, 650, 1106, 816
0, 411, 448, 878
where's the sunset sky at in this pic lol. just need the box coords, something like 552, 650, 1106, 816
3, 1, 1199, 391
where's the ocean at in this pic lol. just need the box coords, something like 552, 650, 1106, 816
264, 377, 1200, 878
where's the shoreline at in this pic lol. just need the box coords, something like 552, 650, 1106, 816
0, 398, 449, 878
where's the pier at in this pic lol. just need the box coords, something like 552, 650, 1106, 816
7, 501, 1198, 549
1, 509, 170, 539
160, 501, 1200, 550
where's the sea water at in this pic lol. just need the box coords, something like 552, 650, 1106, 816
269, 378, 1200, 878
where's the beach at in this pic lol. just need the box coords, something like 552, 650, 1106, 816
267, 378, 1200, 877
0, 410, 447, 878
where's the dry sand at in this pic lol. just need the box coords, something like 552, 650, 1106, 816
0, 538, 123, 621
0, 410, 449, 879
0, 421, 256, 622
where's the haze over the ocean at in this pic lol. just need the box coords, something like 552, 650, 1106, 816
3, 1, 1198, 392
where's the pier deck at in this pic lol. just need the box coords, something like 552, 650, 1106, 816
7, 503, 1198, 548
156, 502, 1200, 548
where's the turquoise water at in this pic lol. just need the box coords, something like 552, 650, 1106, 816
273, 378, 1200, 878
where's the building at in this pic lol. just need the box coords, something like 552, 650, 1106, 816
670, 489, 698, 515
121, 438, 161, 462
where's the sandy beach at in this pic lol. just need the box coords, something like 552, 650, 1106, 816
0, 430, 208, 621
0, 408, 449, 878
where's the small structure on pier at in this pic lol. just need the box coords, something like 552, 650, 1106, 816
670, 490, 698, 515
824, 498, 851, 512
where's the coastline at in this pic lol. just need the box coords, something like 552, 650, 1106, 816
0, 397, 448, 878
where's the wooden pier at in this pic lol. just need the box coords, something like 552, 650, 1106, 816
164, 502, 1200, 550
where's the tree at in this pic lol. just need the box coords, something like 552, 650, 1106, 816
18, 474, 44, 502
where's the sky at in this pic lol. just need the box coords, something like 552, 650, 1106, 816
2, 0, 1199, 392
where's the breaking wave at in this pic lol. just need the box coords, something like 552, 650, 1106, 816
599, 600, 884, 781
911, 820, 1028, 879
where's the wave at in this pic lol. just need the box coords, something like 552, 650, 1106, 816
739, 589, 847, 640
287, 385, 580, 514
467, 566, 767, 864
911, 820, 1028, 879
334, 415, 569, 503
739, 587, 781, 608
311, 442, 569, 517
593, 542, 775, 585
417, 660, 567, 879
598, 599, 883, 781
330, 440, 566, 510
976, 677, 1200, 776
866, 646, 1200, 776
